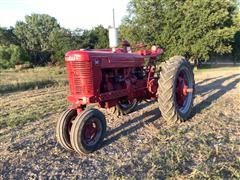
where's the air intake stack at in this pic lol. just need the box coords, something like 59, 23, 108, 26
109, 8, 118, 52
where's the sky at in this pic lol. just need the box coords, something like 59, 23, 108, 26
0, 0, 130, 30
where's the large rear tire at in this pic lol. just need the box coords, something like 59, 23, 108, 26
56, 109, 77, 151
70, 108, 106, 154
158, 56, 195, 123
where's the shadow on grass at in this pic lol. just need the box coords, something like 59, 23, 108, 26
103, 73, 240, 148
192, 73, 240, 116
196, 74, 239, 96
196, 76, 221, 86
103, 107, 161, 148
135, 100, 156, 111
0, 79, 66, 95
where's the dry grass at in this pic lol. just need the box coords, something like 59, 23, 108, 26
0, 67, 66, 94
0, 66, 239, 179
0, 67, 68, 129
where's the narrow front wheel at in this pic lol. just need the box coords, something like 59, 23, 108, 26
70, 108, 106, 154
56, 109, 77, 150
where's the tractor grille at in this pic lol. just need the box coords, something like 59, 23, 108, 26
66, 61, 94, 95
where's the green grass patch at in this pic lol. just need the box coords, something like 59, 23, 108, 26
0, 67, 69, 129
0, 87, 68, 129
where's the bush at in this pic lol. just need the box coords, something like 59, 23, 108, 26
0, 44, 30, 69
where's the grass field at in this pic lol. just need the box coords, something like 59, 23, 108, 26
0, 66, 239, 179
0, 67, 66, 94
0, 67, 68, 128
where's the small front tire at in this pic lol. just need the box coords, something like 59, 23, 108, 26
70, 108, 106, 154
56, 109, 77, 151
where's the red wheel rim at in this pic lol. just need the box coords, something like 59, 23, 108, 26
83, 118, 100, 146
175, 71, 193, 110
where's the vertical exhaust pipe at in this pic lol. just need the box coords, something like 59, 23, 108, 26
109, 8, 118, 52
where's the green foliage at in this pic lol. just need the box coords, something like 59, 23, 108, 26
11, 14, 109, 66
93, 25, 109, 49
0, 27, 19, 45
81, 25, 109, 49
0, 45, 29, 69
10, 44, 29, 65
1, 3, 239, 69
49, 28, 79, 64
13, 14, 61, 65
232, 32, 240, 61
14, 14, 60, 52
81, 30, 98, 49
232, 12, 240, 61
120, 0, 239, 62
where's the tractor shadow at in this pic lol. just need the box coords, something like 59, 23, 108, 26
135, 100, 156, 111
102, 73, 240, 148
192, 73, 240, 116
195, 76, 221, 86
102, 107, 161, 148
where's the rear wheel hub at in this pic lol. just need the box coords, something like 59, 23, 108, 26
175, 71, 193, 113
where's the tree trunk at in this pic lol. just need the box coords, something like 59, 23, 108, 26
189, 56, 198, 69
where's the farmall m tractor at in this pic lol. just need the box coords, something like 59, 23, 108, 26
56, 25, 195, 155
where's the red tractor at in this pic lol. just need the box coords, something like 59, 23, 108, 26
55, 40, 195, 155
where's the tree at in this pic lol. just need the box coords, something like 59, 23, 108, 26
232, 11, 240, 62
13, 14, 109, 65
49, 28, 80, 64
120, 0, 239, 63
14, 13, 61, 65
81, 29, 98, 49
0, 46, 11, 69
0, 45, 29, 69
92, 25, 109, 49
0, 27, 19, 46
81, 25, 109, 49
49, 25, 109, 63
71, 28, 84, 48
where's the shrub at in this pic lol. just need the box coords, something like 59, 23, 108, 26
0, 44, 30, 69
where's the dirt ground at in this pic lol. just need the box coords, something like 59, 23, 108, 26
0, 68, 239, 179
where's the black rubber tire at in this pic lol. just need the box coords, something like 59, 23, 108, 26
70, 108, 106, 154
158, 56, 195, 123
56, 109, 77, 151
115, 98, 138, 116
